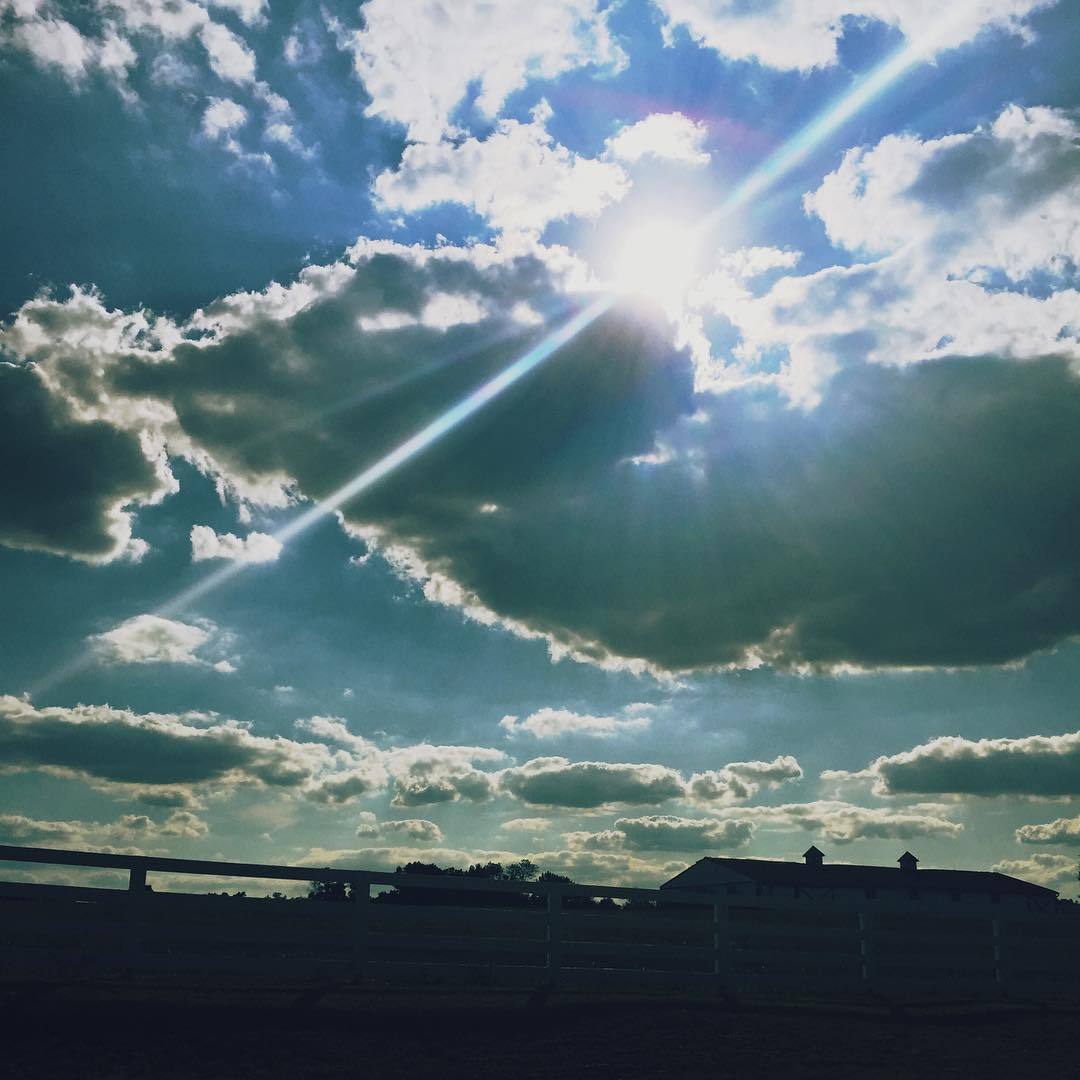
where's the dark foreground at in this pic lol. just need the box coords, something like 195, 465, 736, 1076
2, 980, 1077, 1079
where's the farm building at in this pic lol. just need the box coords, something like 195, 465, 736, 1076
661, 847, 1061, 913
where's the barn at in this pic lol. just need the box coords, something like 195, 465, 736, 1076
660, 847, 1060, 914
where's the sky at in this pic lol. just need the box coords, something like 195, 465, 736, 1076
2, 0, 1080, 895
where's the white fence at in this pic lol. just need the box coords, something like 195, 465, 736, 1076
1, 845, 1077, 998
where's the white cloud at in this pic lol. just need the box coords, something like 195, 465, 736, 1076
90, 613, 234, 670
201, 96, 247, 138
264, 121, 315, 159
1016, 815, 1080, 846
500, 817, 553, 833
199, 20, 256, 84
652, 0, 1055, 72
606, 112, 710, 165
5, 7, 138, 98
374, 101, 629, 236
340, 0, 625, 142
703, 104, 1080, 405
189, 524, 282, 563
11, 16, 94, 78
207, 0, 266, 27
351, 813, 444, 843
101, 0, 208, 41
992, 853, 1076, 890
283, 26, 320, 66
380, 818, 444, 843
803, 105, 1080, 283
499, 704, 653, 739
150, 52, 198, 87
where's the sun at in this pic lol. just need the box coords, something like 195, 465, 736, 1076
611, 219, 702, 306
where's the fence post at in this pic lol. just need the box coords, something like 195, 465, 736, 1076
712, 900, 729, 991
992, 918, 1004, 992
352, 875, 369, 982
125, 863, 146, 973
858, 911, 871, 988
546, 888, 562, 981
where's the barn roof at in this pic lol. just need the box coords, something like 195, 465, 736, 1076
661, 857, 1057, 897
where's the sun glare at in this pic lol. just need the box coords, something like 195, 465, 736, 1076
612, 220, 701, 306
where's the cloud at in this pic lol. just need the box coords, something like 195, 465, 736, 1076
500, 817, 552, 833
125, 785, 204, 810
711, 105, 1080, 406
4, 6, 138, 96
803, 105, 1080, 284
606, 113, 710, 165
207, 0, 266, 27
710, 800, 963, 844
198, 20, 256, 84
687, 755, 803, 804
0, 808, 208, 847
374, 101, 629, 236
566, 814, 754, 852
11, 15, 94, 79
351, 813, 443, 843
385, 744, 505, 807
338, 0, 624, 142
499, 704, 653, 739
264, 121, 315, 159
834, 731, 1080, 798
500, 757, 686, 808
1016, 815, 1080, 845
992, 853, 1076, 890
202, 97, 247, 139
90, 613, 234, 670
101, 0, 208, 42
294, 717, 505, 807
652, 0, 1055, 72
0, 694, 340, 793
9, 199, 1080, 673
380, 818, 444, 843
190, 524, 282, 563
200, 97, 273, 169
0, 359, 169, 563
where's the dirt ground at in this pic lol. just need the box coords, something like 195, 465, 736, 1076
1, 981, 1076, 1079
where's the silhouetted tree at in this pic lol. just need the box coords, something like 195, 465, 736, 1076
505, 859, 540, 882
308, 879, 352, 902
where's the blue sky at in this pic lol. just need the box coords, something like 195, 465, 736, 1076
2, 0, 1080, 892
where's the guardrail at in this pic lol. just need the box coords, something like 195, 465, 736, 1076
1, 845, 1077, 997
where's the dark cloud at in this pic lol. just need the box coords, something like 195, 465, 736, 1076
845, 731, 1080, 797
0, 363, 161, 561
500, 757, 686, 808
568, 815, 755, 852
9, 240, 1080, 672
0, 694, 333, 789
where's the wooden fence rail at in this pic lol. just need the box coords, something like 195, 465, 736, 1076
1, 845, 1077, 997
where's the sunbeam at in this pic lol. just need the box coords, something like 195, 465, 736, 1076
35, 9, 972, 696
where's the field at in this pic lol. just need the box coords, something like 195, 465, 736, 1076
2, 979, 1077, 1079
